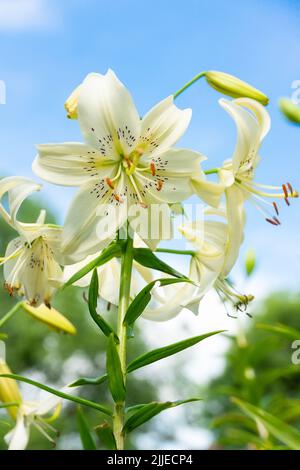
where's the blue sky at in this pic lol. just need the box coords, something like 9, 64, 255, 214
0, 0, 300, 293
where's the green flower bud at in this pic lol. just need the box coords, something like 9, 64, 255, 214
245, 248, 256, 277
279, 97, 300, 124
205, 71, 269, 105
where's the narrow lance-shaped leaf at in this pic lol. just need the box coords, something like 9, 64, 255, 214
124, 278, 192, 327
0, 373, 112, 416
71, 330, 225, 387
232, 397, 300, 450
133, 248, 186, 278
127, 330, 224, 373
255, 322, 300, 341
106, 334, 126, 403
88, 270, 119, 342
123, 398, 202, 433
64, 242, 122, 288
76, 406, 97, 450
95, 421, 117, 450
70, 373, 108, 387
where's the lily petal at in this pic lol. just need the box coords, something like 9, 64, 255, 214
222, 185, 245, 277
219, 97, 270, 175
140, 96, 192, 156
33, 143, 110, 186
61, 177, 127, 264
6, 415, 30, 450
78, 70, 141, 158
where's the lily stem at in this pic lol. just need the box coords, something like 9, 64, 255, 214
204, 168, 219, 175
113, 231, 134, 450
156, 248, 195, 256
173, 71, 206, 99
0, 301, 22, 329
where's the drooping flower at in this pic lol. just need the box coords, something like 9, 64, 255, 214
142, 207, 252, 321
218, 97, 298, 228
33, 69, 216, 263
4, 386, 71, 450
0, 177, 63, 307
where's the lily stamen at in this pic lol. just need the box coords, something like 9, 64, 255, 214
156, 180, 163, 191
273, 201, 279, 215
287, 182, 294, 195
105, 178, 115, 190
114, 194, 123, 203
150, 162, 156, 176
282, 184, 288, 198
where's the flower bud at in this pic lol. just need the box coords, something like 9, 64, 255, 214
21, 302, 76, 335
279, 98, 300, 124
64, 84, 82, 119
0, 360, 22, 419
245, 249, 256, 277
205, 71, 269, 105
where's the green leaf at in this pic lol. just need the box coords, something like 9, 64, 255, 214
256, 322, 300, 340
124, 278, 192, 327
76, 406, 97, 450
133, 248, 185, 278
70, 374, 108, 387
123, 398, 201, 433
0, 373, 112, 416
71, 331, 223, 387
261, 365, 300, 385
95, 421, 116, 450
64, 243, 122, 288
88, 270, 119, 342
232, 397, 300, 450
106, 334, 125, 403
127, 330, 224, 373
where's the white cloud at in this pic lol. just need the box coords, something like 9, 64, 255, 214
0, 0, 59, 31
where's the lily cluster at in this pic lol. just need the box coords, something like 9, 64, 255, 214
0, 68, 298, 450
0, 69, 296, 314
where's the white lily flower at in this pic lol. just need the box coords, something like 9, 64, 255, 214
142, 211, 228, 321
142, 206, 252, 321
4, 387, 71, 450
218, 97, 298, 228
0, 177, 63, 307
32, 69, 213, 263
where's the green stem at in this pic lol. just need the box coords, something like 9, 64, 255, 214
0, 302, 22, 329
113, 232, 134, 450
204, 168, 219, 175
155, 248, 195, 256
173, 71, 206, 99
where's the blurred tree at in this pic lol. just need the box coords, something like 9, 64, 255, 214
203, 293, 300, 449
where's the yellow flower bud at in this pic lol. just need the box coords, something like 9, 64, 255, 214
279, 98, 300, 124
205, 71, 269, 105
0, 361, 22, 420
64, 84, 82, 119
21, 302, 76, 335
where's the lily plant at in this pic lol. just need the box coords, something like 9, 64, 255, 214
0, 68, 298, 450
